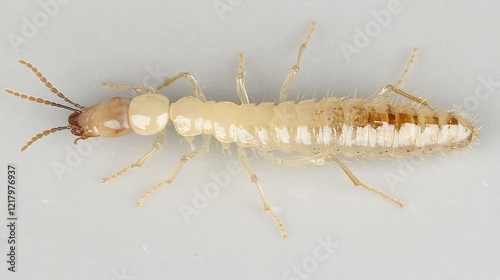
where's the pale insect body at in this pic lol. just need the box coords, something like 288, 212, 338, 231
5, 22, 477, 239
171, 96, 473, 157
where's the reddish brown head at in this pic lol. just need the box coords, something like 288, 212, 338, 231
66, 97, 133, 144
68, 111, 85, 137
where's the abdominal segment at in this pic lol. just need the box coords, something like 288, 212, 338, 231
170, 96, 475, 158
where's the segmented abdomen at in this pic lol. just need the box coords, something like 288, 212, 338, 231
169, 96, 475, 158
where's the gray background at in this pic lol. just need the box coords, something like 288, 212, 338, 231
1, 0, 499, 279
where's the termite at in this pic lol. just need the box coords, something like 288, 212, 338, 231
5, 22, 478, 239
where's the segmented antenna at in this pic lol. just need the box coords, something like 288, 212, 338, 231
21, 126, 80, 152
4, 89, 80, 112
4, 59, 89, 151
18, 59, 84, 110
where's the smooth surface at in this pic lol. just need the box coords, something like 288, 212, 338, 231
129, 94, 170, 135
1, 1, 499, 279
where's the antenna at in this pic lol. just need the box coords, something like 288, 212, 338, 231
21, 125, 80, 152
4, 89, 80, 112
18, 59, 84, 109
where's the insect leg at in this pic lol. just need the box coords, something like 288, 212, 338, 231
388, 84, 432, 109
136, 134, 211, 206
156, 72, 207, 102
259, 150, 405, 208
236, 53, 250, 104
368, 48, 432, 108
279, 22, 316, 103
368, 84, 432, 109
102, 73, 187, 93
237, 147, 287, 239
330, 156, 405, 208
101, 83, 134, 91
102, 129, 166, 183
103, 71, 207, 100
395, 48, 419, 87
258, 149, 333, 166
101, 83, 155, 95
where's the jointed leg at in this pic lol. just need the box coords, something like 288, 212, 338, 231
259, 149, 405, 208
136, 134, 212, 206
101, 83, 134, 91
238, 147, 287, 239
156, 72, 207, 101
330, 156, 405, 208
395, 48, 419, 87
369, 84, 431, 108
258, 149, 334, 166
279, 22, 316, 103
236, 53, 250, 104
101, 83, 156, 95
388, 84, 431, 109
103, 129, 166, 183
368, 48, 432, 109
103, 72, 207, 101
